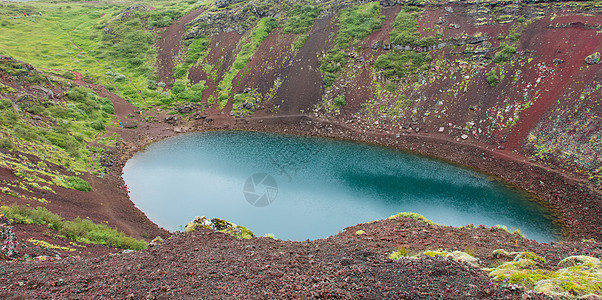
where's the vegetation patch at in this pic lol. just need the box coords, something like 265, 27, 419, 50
485, 69, 503, 86
493, 45, 517, 64
387, 212, 438, 225
319, 2, 383, 88
54, 176, 92, 192
489, 253, 602, 298
389, 6, 436, 47
374, 51, 432, 79
173, 36, 210, 80
0, 70, 110, 187
216, 17, 278, 108
389, 247, 413, 260
0, 204, 147, 250
27, 238, 76, 251
283, 4, 320, 35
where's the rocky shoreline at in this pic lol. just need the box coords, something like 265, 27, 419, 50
120, 111, 599, 242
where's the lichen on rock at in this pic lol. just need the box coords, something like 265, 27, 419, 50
0, 216, 20, 260
558, 255, 601, 268
185, 216, 254, 239
489, 252, 602, 298
585, 52, 600, 65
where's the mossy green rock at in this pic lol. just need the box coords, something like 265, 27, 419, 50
448, 250, 479, 266
585, 52, 600, 65
558, 255, 601, 268
491, 249, 520, 260
490, 254, 602, 298
185, 216, 254, 239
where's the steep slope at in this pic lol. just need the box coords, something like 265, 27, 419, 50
170, 0, 601, 180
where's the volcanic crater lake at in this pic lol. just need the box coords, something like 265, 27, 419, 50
123, 131, 561, 242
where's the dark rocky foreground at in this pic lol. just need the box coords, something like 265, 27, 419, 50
3, 217, 601, 299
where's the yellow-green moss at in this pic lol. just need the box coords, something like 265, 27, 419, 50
489, 254, 602, 298
387, 212, 438, 225
27, 238, 76, 251
389, 247, 412, 260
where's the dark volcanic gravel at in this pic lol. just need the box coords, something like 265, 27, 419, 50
4, 217, 598, 299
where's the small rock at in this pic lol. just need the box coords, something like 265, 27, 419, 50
371, 40, 383, 50
165, 116, 178, 125
585, 52, 600, 65
552, 58, 564, 66
177, 105, 194, 114
1, 217, 19, 259
123, 122, 138, 129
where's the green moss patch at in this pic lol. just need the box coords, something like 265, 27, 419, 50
489, 252, 602, 298
387, 212, 438, 225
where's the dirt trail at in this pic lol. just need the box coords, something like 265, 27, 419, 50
155, 8, 206, 86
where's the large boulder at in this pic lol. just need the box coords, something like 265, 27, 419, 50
0, 216, 19, 260
558, 255, 601, 268
185, 216, 254, 239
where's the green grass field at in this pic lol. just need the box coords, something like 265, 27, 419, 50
0, 0, 209, 108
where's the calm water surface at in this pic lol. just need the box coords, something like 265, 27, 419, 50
123, 131, 561, 242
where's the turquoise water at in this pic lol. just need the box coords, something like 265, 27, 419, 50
123, 131, 561, 242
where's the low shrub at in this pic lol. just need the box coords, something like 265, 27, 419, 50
60, 218, 147, 250
65, 176, 92, 192
374, 51, 432, 79
389, 247, 412, 260
493, 45, 517, 63
0, 98, 13, 110
284, 5, 320, 34
0, 204, 146, 250
334, 95, 346, 107
0, 137, 12, 150
0, 205, 62, 230
385, 83, 397, 92
486, 69, 500, 86
388, 212, 438, 225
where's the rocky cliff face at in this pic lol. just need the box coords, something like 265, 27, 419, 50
169, 0, 601, 180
